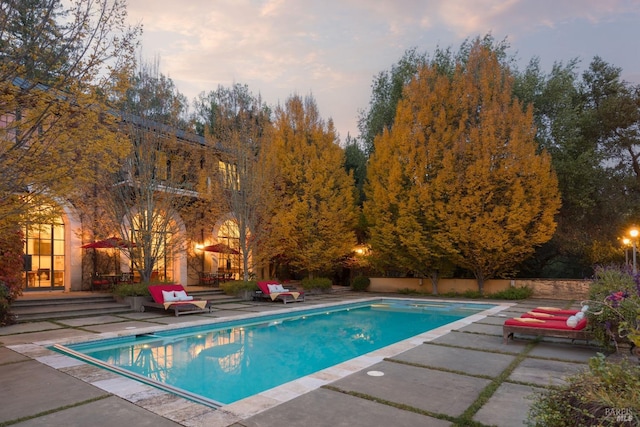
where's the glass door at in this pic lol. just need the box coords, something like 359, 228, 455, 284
23, 219, 65, 290
218, 220, 240, 280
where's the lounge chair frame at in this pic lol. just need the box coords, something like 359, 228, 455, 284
503, 323, 591, 344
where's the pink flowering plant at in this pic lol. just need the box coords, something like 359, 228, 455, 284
585, 265, 640, 352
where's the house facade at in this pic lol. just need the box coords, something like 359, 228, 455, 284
10, 113, 246, 293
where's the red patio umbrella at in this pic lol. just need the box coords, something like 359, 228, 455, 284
202, 243, 239, 254
81, 236, 135, 249
81, 237, 135, 281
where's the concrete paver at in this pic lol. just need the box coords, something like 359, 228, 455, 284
56, 315, 128, 327
330, 360, 491, 418
12, 396, 182, 427
116, 311, 169, 320
0, 359, 108, 423
508, 357, 588, 387
392, 343, 516, 377
431, 330, 529, 354
0, 321, 63, 336
80, 320, 167, 333
457, 322, 503, 335
0, 328, 96, 346
0, 346, 30, 363
473, 382, 545, 427
475, 315, 510, 325
527, 341, 598, 362
240, 387, 451, 427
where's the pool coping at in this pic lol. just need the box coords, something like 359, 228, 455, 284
8, 297, 514, 425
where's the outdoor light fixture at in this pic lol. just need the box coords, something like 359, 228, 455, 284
623, 237, 632, 266
630, 228, 639, 274
353, 244, 370, 256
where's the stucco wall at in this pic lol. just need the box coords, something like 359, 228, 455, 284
369, 277, 590, 300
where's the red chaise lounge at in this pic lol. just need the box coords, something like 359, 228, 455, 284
256, 281, 305, 304
521, 311, 571, 321
140, 284, 211, 316
531, 306, 581, 316
503, 315, 590, 344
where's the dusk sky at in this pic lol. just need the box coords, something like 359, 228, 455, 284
126, 0, 640, 141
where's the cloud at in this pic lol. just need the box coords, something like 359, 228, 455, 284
125, 0, 640, 139
436, 0, 640, 39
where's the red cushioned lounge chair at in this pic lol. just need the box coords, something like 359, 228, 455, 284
531, 306, 581, 316
503, 316, 590, 344
140, 284, 211, 316
521, 311, 571, 321
256, 281, 305, 304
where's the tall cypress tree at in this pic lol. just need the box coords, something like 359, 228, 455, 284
262, 95, 357, 278
366, 41, 561, 293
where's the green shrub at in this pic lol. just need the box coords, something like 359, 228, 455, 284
394, 286, 533, 300
300, 277, 332, 291
461, 289, 483, 299
112, 282, 151, 297
221, 280, 258, 296
397, 288, 422, 295
0, 283, 16, 326
527, 353, 640, 426
440, 290, 460, 298
351, 276, 370, 292
489, 285, 534, 300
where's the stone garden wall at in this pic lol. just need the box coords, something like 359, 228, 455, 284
369, 277, 590, 300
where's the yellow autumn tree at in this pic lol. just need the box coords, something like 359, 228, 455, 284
364, 65, 456, 291
366, 41, 561, 293
0, 0, 139, 230
261, 95, 357, 278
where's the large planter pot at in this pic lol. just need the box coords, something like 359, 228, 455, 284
116, 295, 152, 311
237, 290, 255, 301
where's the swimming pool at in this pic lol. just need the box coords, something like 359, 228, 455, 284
53, 299, 495, 407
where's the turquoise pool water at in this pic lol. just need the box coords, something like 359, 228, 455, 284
55, 299, 494, 406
